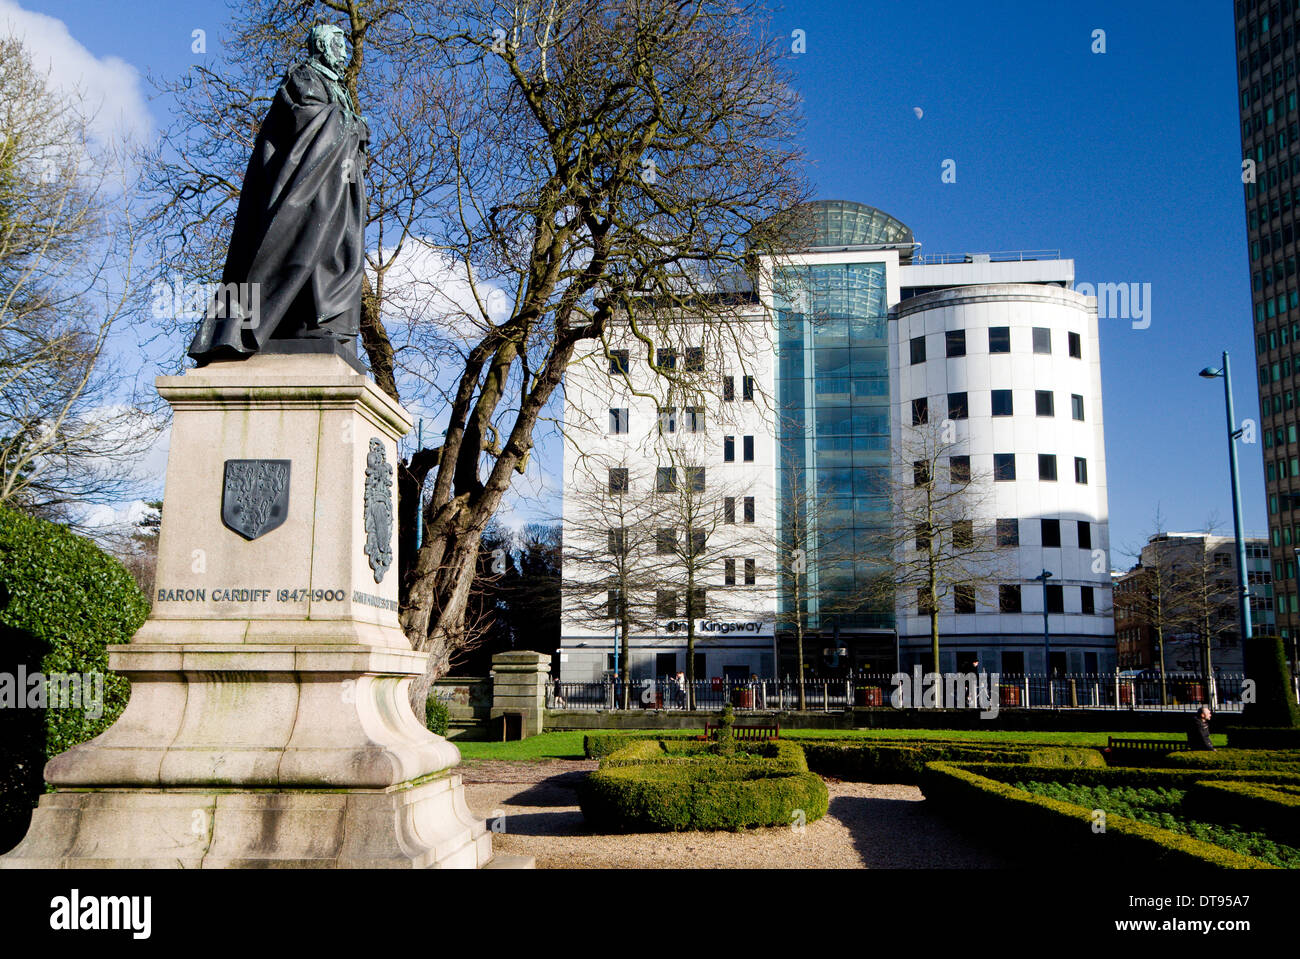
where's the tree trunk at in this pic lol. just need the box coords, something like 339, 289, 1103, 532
620, 612, 630, 709
796, 618, 806, 710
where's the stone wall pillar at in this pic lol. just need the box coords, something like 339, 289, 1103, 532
491, 651, 550, 739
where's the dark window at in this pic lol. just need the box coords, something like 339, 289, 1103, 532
656, 590, 677, 618
724, 558, 736, 586
723, 375, 735, 401
609, 528, 626, 555
724, 497, 735, 524
657, 347, 677, 369
991, 390, 1013, 416
684, 347, 705, 372
724, 436, 735, 462
1068, 332, 1082, 358
989, 326, 1011, 353
1041, 518, 1061, 547
915, 523, 932, 551
683, 407, 703, 433
948, 392, 969, 420
744, 558, 756, 586
607, 589, 624, 619
994, 453, 1016, 481
609, 408, 629, 434
917, 587, 936, 615
687, 588, 706, 618
1081, 586, 1095, 615
609, 350, 630, 374
912, 397, 929, 425
743, 496, 755, 524
1035, 391, 1055, 417
1039, 454, 1058, 481
954, 520, 974, 549
743, 435, 754, 462
955, 584, 976, 614
996, 518, 1019, 546
1078, 520, 1092, 549
743, 376, 755, 401
1074, 457, 1089, 484
1032, 327, 1052, 354
946, 330, 967, 357
999, 585, 1022, 613
685, 466, 705, 492
1003, 651, 1025, 674
655, 467, 676, 492
1071, 394, 1085, 421
689, 528, 707, 555
910, 335, 926, 365
950, 455, 971, 483
914, 460, 931, 486
609, 468, 629, 493
657, 406, 676, 434
1046, 584, 1065, 614
655, 528, 676, 554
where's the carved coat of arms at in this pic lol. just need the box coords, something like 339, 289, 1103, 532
221, 459, 291, 540
363, 438, 393, 582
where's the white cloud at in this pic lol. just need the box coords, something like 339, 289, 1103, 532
0, 0, 152, 144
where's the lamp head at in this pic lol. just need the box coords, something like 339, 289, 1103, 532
1199, 367, 1223, 378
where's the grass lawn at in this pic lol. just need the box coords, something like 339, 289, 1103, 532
452, 726, 1227, 761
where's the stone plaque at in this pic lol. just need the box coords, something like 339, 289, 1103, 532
221, 459, 291, 540
363, 438, 393, 582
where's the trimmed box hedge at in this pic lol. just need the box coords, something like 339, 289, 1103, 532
1183, 781, 1300, 847
578, 739, 828, 832
921, 761, 1275, 869
1226, 726, 1300, 749
1162, 748, 1300, 772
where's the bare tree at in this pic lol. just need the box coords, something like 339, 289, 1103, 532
869, 420, 1013, 706
141, 0, 809, 708
1114, 509, 1183, 705
0, 37, 155, 526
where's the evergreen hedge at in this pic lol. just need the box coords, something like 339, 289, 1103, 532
0, 506, 147, 853
1241, 635, 1300, 727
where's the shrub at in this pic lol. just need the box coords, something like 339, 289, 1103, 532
600, 738, 808, 772
1183, 780, 1300, 847
425, 696, 450, 737
1163, 749, 1300, 772
1242, 636, 1300, 728
1227, 726, 1300, 749
790, 739, 1104, 783
0, 506, 147, 853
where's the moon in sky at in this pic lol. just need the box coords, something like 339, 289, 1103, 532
913, 107, 924, 119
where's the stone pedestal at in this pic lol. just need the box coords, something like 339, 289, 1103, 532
491, 651, 550, 739
0, 354, 529, 868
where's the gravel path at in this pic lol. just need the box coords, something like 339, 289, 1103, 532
461, 759, 1008, 869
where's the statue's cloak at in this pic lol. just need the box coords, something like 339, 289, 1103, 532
188, 62, 368, 362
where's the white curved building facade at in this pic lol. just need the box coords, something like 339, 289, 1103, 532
891, 284, 1115, 674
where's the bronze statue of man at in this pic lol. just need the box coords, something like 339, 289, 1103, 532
188, 23, 369, 365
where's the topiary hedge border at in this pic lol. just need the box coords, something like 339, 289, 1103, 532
1183, 780, 1300, 847
1161, 748, 1300, 772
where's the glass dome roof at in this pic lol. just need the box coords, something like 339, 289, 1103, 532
805, 200, 913, 249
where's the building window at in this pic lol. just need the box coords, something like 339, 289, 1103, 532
916, 522, 932, 551
910, 335, 926, 365
950, 455, 971, 483
609, 350, 630, 375
1032, 327, 1052, 354
1035, 391, 1055, 417
743, 376, 755, 401
1041, 518, 1061, 548
948, 392, 969, 420
689, 528, 707, 555
1074, 457, 1088, 484
946, 330, 967, 357
685, 466, 706, 492
994, 453, 1016, 481
684, 347, 705, 372
917, 587, 936, 615
609, 468, 629, 493
1039, 454, 1058, 481
724, 436, 735, 462
657, 406, 677, 434
724, 496, 736, 524
912, 397, 929, 425
607, 589, 624, 619
1046, 584, 1064, 614
996, 518, 1019, 546
723, 375, 735, 401
656, 590, 677, 618
914, 461, 931, 486
744, 558, 756, 586
657, 347, 677, 370
1072, 394, 1085, 421
1078, 520, 1092, 549
955, 584, 976, 614
1000, 585, 1022, 613
655, 528, 676, 554
655, 467, 676, 492
954, 520, 974, 549
991, 390, 1013, 416
1081, 586, 1095, 615
687, 587, 706, 618
724, 558, 736, 586
743, 496, 755, 523
683, 407, 704, 433
989, 326, 1011, 353
1068, 332, 1082, 358
743, 436, 754, 462
609, 528, 626, 555
609, 408, 629, 434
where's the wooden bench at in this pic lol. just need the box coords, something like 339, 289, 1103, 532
703, 721, 780, 742
1106, 736, 1192, 754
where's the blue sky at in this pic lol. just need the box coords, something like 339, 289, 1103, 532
21, 0, 1261, 560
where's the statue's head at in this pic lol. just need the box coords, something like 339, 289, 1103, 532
307, 23, 348, 73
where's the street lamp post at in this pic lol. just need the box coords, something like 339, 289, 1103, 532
1200, 355, 1254, 706
1033, 569, 1054, 706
